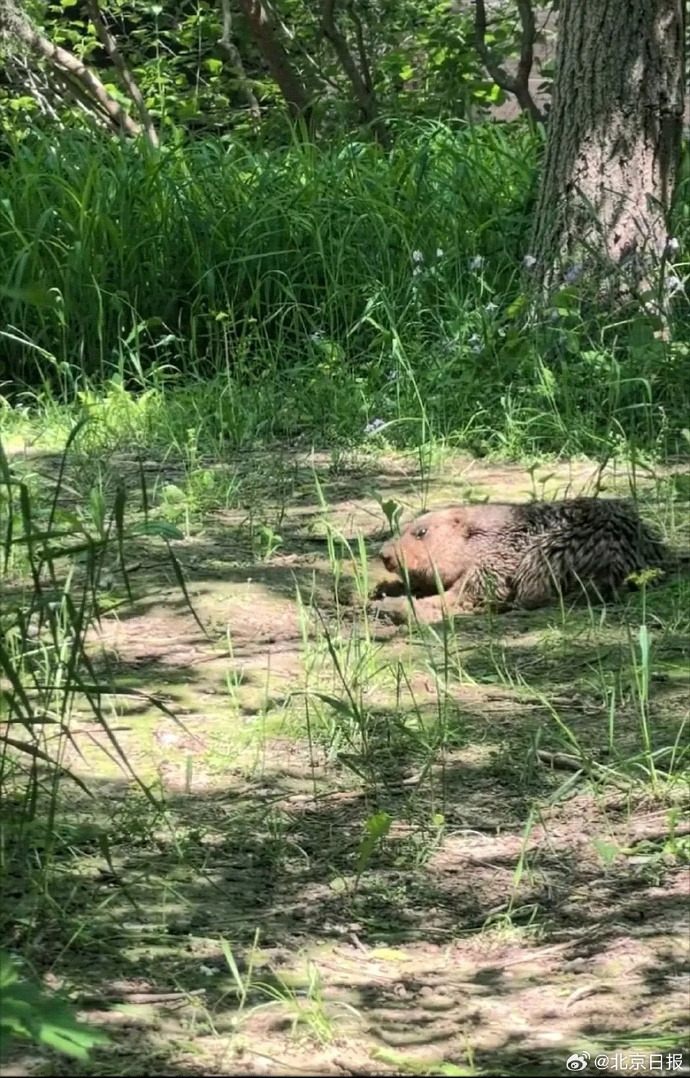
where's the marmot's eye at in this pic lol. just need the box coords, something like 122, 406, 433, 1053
414, 527, 427, 539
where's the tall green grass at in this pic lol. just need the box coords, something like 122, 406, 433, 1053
2, 119, 690, 456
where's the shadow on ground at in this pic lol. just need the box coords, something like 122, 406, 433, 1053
2, 449, 689, 1076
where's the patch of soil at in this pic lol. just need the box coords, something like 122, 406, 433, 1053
5, 450, 689, 1077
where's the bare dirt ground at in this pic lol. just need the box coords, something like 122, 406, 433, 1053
2, 449, 689, 1077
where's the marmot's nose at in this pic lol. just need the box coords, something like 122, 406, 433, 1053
380, 544, 397, 572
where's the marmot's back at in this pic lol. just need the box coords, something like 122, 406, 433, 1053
510, 498, 669, 607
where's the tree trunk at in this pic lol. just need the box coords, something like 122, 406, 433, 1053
234, 0, 312, 123
530, 0, 685, 300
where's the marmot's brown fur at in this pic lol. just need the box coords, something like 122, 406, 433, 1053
376, 497, 672, 621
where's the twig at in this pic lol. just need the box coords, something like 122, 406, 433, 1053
536, 749, 583, 772
473, 0, 544, 124
85, 989, 206, 1005
320, 0, 389, 146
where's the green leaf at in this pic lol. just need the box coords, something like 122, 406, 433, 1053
550, 286, 580, 310
593, 837, 619, 866
160, 484, 186, 503
130, 520, 184, 540
0, 953, 108, 1062
9, 97, 38, 112
507, 293, 527, 319
0, 285, 57, 307
380, 498, 403, 533
52, 509, 85, 533
365, 811, 392, 840
312, 693, 357, 720
355, 812, 392, 877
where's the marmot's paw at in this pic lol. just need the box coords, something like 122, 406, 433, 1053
369, 579, 407, 601
369, 596, 413, 625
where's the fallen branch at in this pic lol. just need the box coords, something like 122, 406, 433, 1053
10, 15, 142, 138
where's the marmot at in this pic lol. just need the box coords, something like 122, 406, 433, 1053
375, 497, 673, 621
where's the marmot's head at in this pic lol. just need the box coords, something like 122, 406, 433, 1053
380, 504, 515, 591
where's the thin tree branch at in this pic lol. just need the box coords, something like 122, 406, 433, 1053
2, 52, 126, 134
473, 0, 544, 124
57, 65, 130, 130
49, 65, 127, 134
218, 0, 261, 120
50, 65, 115, 127
320, 0, 389, 144
86, 0, 159, 147
2, 55, 62, 123
515, 0, 540, 118
346, 0, 372, 95
474, 0, 516, 92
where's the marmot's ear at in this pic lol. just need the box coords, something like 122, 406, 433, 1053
451, 513, 475, 536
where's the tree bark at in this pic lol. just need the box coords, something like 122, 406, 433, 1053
234, 0, 312, 122
530, 0, 685, 300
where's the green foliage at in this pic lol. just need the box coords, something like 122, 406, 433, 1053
0, 951, 108, 1061
0, 4, 688, 1060
1, 120, 689, 457
1, 0, 520, 138
355, 810, 393, 879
